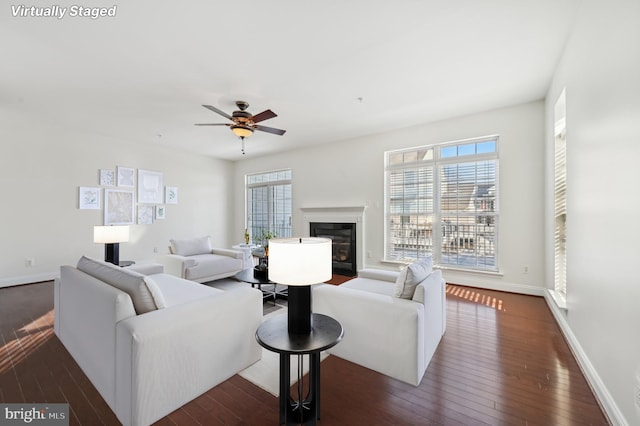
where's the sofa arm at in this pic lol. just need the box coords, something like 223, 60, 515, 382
413, 270, 446, 333
313, 283, 424, 385
56, 266, 137, 410
156, 254, 196, 278
357, 268, 400, 283
212, 248, 243, 259
212, 248, 246, 269
115, 286, 262, 426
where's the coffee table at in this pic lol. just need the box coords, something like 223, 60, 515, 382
233, 268, 287, 303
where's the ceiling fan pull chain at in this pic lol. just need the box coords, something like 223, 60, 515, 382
241, 136, 246, 155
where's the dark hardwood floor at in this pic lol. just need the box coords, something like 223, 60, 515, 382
0, 280, 608, 425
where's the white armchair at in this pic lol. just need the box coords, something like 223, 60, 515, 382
158, 236, 246, 283
312, 265, 446, 386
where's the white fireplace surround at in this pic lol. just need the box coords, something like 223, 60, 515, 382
300, 206, 366, 273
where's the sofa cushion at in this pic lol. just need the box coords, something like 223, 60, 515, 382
357, 268, 399, 283
341, 277, 395, 297
147, 273, 222, 306
183, 253, 242, 281
394, 256, 433, 299
170, 236, 213, 256
77, 256, 160, 314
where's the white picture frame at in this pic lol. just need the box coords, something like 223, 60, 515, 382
104, 189, 135, 225
99, 169, 115, 186
137, 205, 154, 225
138, 169, 164, 204
117, 166, 135, 188
165, 186, 178, 204
78, 187, 101, 210
155, 205, 166, 220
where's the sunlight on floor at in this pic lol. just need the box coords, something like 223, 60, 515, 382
0, 309, 54, 374
446, 284, 504, 311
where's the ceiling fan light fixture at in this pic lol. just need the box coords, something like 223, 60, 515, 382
231, 124, 253, 138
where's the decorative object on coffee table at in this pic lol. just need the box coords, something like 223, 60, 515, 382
254, 256, 268, 279
253, 229, 277, 256
93, 225, 129, 265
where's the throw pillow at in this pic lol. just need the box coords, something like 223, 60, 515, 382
170, 236, 213, 256
394, 256, 433, 299
143, 276, 167, 309
77, 256, 160, 314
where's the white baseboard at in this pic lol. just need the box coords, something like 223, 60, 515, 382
442, 270, 545, 296
543, 290, 627, 426
0, 272, 58, 288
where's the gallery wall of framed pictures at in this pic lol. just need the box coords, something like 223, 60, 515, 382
78, 166, 178, 225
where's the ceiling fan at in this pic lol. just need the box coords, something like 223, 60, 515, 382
196, 101, 286, 154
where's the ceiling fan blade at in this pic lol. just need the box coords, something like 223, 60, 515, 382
202, 104, 232, 120
251, 109, 277, 124
194, 123, 230, 126
255, 125, 286, 136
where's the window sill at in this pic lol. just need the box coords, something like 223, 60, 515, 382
436, 265, 503, 277
548, 289, 567, 311
380, 260, 503, 277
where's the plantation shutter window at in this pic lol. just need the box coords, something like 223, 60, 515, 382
246, 169, 292, 241
385, 137, 499, 272
554, 121, 567, 297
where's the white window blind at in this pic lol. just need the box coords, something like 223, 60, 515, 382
554, 128, 567, 297
385, 137, 499, 271
387, 166, 435, 261
246, 169, 292, 241
553, 89, 567, 300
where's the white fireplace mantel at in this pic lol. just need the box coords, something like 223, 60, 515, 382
300, 206, 366, 272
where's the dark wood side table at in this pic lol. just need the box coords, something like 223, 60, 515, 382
256, 313, 343, 425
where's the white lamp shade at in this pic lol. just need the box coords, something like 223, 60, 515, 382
94, 225, 130, 244
268, 237, 332, 285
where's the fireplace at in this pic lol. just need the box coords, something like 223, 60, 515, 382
310, 222, 357, 276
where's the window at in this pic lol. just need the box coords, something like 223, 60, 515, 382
553, 90, 567, 304
246, 169, 292, 241
385, 137, 499, 271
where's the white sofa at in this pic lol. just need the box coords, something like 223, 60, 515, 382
313, 264, 446, 386
54, 256, 262, 426
159, 236, 246, 282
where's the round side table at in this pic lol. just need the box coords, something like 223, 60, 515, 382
256, 313, 343, 425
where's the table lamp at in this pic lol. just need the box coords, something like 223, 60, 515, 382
94, 225, 130, 265
268, 237, 332, 335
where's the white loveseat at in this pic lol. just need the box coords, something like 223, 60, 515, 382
159, 236, 246, 282
54, 256, 262, 426
313, 263, 446, 386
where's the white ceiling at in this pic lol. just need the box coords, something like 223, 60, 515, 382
1, 0, 580, 160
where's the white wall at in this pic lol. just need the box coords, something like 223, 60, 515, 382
0, 111, 234, 287
233, 100, 546, 293
545, 1, 640, 424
